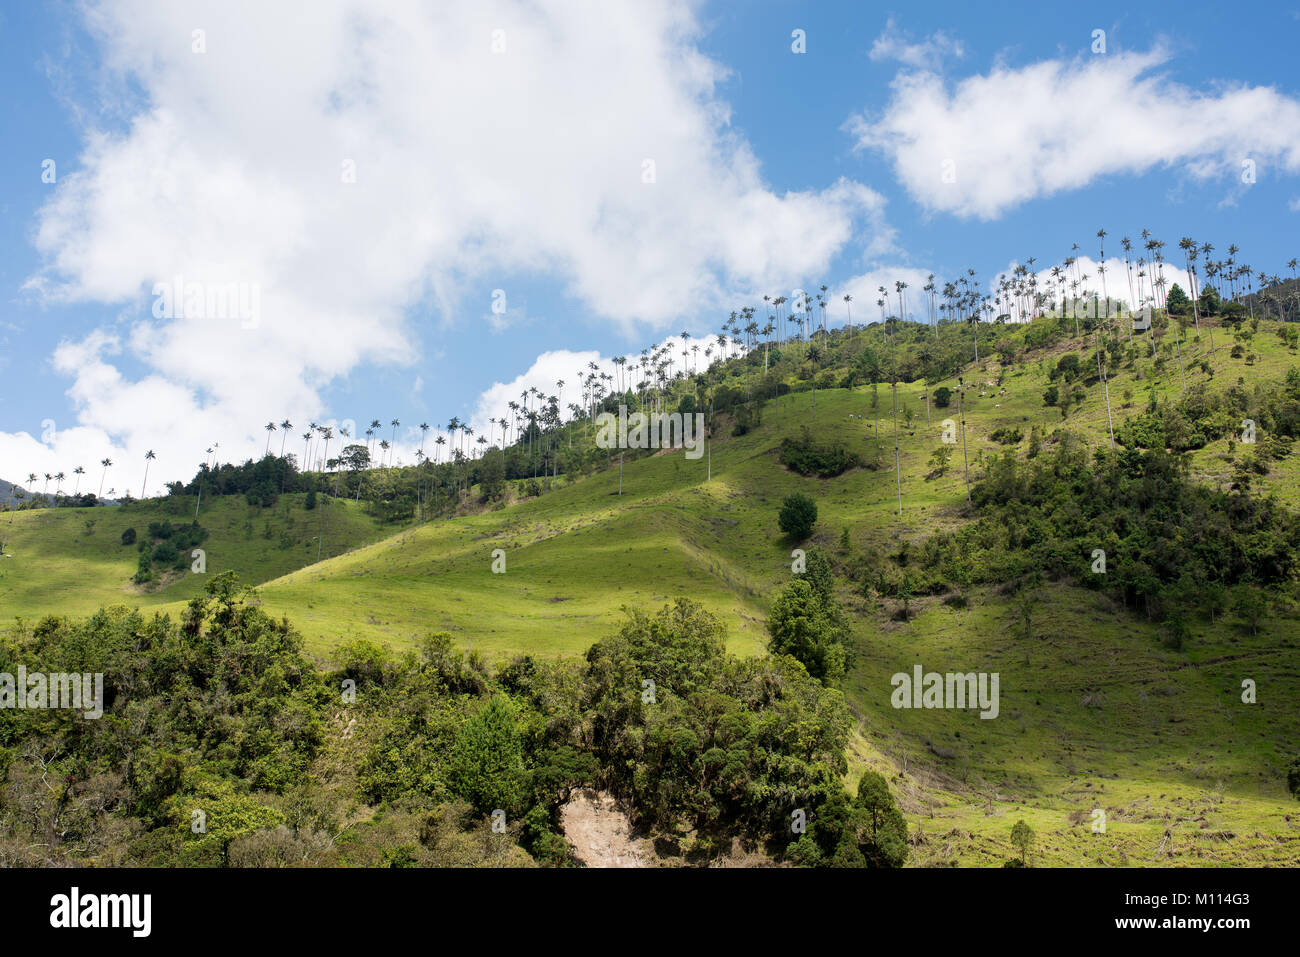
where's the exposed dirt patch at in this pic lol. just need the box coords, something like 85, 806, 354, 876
559, 789, 656, 867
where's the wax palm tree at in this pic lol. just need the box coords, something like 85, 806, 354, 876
264, 421, 276, 455
1094, 317, 1115, 447
1178, 237, 1202, 335
918, 344, 935, 424
1096, 228, 1108, 306
419, 422, 429, 456
73, 466, 85, 495
890, 370, 902, 517
54, 471, 65, 497
279, 420, 292, 457
98, 458, 112, 498
141, 450, 156, 498
957, 376, 970, 503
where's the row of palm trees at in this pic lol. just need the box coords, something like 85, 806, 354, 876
19, 228, 1293, 515
20, 452, 155, 506
254, 229, 1293, 491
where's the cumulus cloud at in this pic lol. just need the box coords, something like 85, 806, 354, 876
467, 334, 714, 441
7, 0, 885, 492
849, 47, 1300, 219
868, 18, 964, 71
1011, 256, 1194, 315
838, 267, 937, 323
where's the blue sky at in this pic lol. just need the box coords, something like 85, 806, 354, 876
3, 0, 1299, 493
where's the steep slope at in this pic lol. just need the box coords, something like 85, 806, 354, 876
0, 478, 29, 509
5, 315, 1299, 866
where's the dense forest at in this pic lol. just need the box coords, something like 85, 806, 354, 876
0, 574, 904, 867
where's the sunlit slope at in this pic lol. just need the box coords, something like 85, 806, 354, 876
229, 323, 1297, 864
842, 583, 1300, 866
243, 383, 1032, 658
148, 318, 1300, 665
0, 493, 388, 620
6, 320, 1300, 865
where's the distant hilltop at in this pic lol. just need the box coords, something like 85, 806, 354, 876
0, 478, 31, 507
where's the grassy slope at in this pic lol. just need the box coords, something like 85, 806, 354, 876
0, 493, 389, 620
4, 316, 1299, 865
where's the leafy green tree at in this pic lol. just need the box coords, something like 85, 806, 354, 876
779, 492, 818, 540
1233, 586, 1267, 635
767, 579, 846, 682
929, 445, 950, 477
448, 693, 526, 815
795, 545, 836, 604
583, 600, 849, 847
853, 771, 909, 867
1166, 283, 1190, 315
165, 774, 287, 865
479, 452, 506, 501
1010, 818, 1035, 865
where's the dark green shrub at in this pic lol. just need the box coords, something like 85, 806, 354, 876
779, 492, 818, 540
779, 429, 860, 477
151, 542, 178, 565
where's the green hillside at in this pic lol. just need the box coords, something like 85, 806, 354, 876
0, 493, 389, 620
4, 310, 1299, 867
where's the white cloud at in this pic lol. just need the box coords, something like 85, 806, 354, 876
850, 47, 1300, 219
467, 334, 710, 441
7, 0, 885, 492
869, 18, 964, 71
1290, 197, 1300, 212
1012, 255, 1194, 315
838, 267, 937, 323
